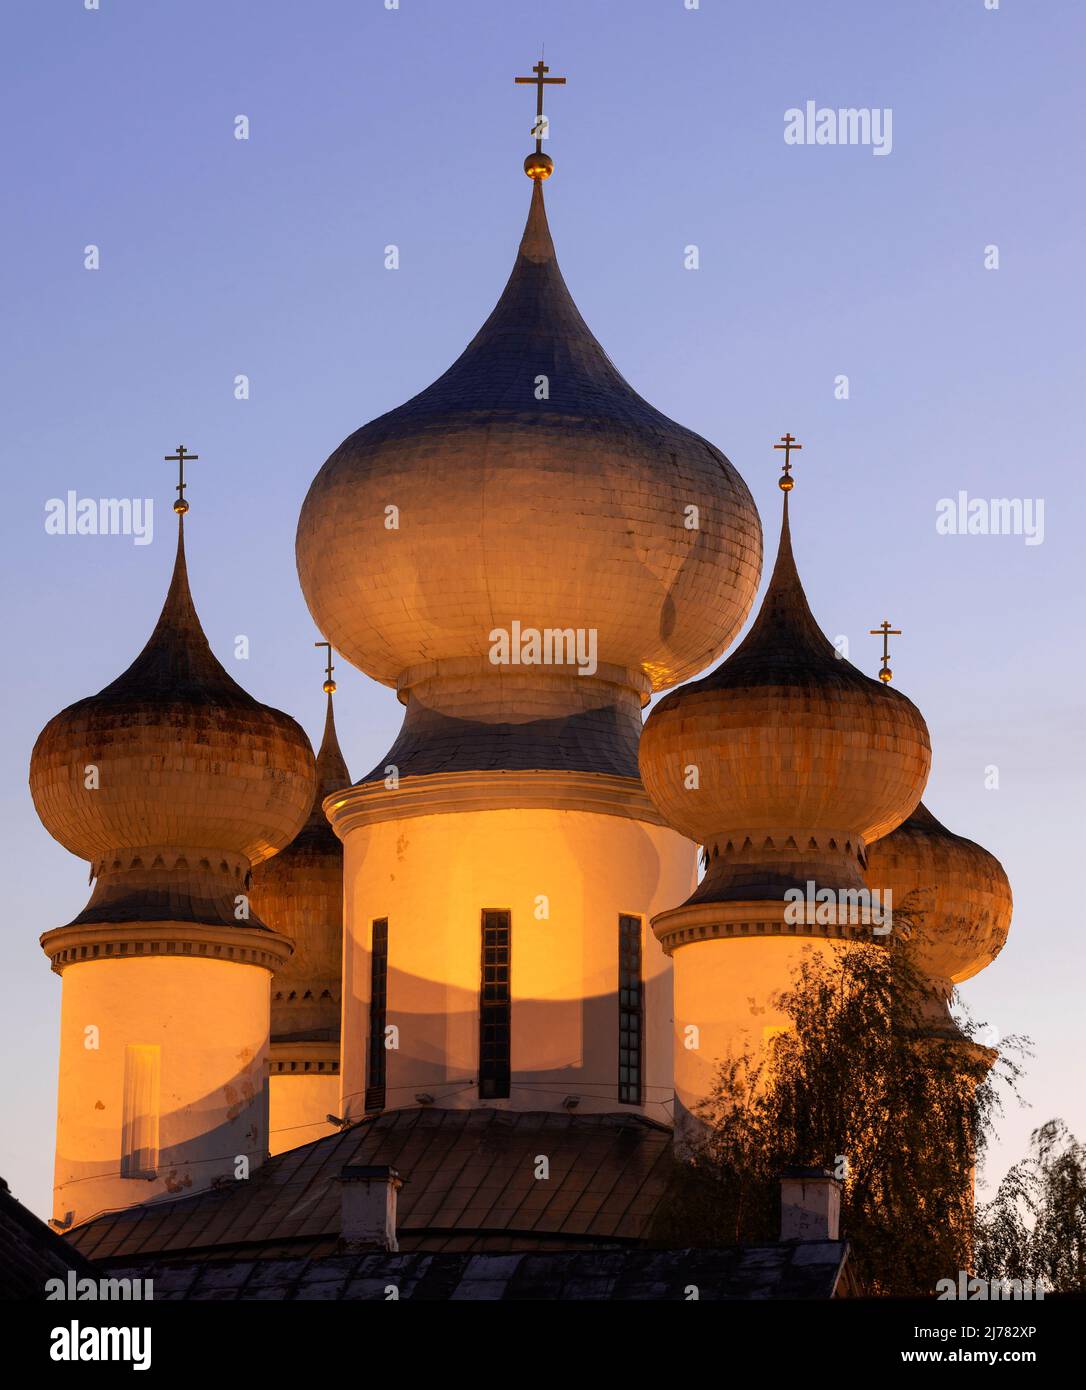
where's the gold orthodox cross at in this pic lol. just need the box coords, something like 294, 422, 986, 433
869, 619, 902, 683
315, 640, 336, 694
773, 433, 802, 491
515, 59, 566, 152
164, 445, 198, 515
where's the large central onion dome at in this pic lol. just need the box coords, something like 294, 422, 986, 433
30, 516, 316, 929
297, 180, 762, 697
640, 487, 932, 902
864, 802, 1012, 988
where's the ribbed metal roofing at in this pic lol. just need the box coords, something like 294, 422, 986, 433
68, 1109, 675, 1263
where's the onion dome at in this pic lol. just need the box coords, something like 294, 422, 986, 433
249, 692, 350, 1039
30, 515, 316, 929
864, 802, 1011, 988
639, 485, 932, 903
296, 179, 762, 706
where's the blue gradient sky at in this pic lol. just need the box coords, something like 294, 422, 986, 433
2, 0, 1082, 1218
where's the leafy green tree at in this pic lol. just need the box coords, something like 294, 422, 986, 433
651, 938, 1026, 1296
976, 1119, 1086, 1295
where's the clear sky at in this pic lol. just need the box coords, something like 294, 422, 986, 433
2, 0, 1082, 1219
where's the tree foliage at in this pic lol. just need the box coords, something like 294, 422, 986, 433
975, 1119, 1086, 1295
651, 938, 1026, 1296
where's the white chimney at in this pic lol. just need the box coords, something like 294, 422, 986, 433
780, 1167, 841, 1241
339, 1164, 404, 1252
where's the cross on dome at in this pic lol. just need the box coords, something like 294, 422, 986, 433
164, 444, 198, 515
773, 433, 802, 491
869, 619, 902, 684
315, 640, 337, 694
515, 56, 566, 179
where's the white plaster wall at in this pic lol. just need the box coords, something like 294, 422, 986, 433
269, 1073, 341, 1155
340, 807, 695, 1124
671, 936, 845, 1130
54, 956, 271, 1228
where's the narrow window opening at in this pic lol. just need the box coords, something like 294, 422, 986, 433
618, 914, 644, 1106
479, 910, 511, 1099
365, 918, 389, 1112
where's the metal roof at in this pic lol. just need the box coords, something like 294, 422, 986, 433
107, 1243, 851, 1300
69, 1108, 676, 1264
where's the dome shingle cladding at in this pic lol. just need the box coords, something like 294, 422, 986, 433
864, 801, 1012, 985
29, 519, 316, 929
639, 493, 932, 902
249, 694, 349, 1039
296, 179, 763, 698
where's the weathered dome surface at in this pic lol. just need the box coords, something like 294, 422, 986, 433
249, 694, 349, 1040
640, 493, 931, 901
297, 180, 762, 696
30, 519, 315, 927
864, 802, 1011, 984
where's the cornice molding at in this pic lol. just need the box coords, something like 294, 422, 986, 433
40, 920, 293, 975
652, 898, 882, 955
268, 1040, 340, 1075
326, 768, 673, 836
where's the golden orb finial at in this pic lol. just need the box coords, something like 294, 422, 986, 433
173, 498, 189, 515
878, 666, 893, 684
524, 152, 554, 181
323, 678, 337, 694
